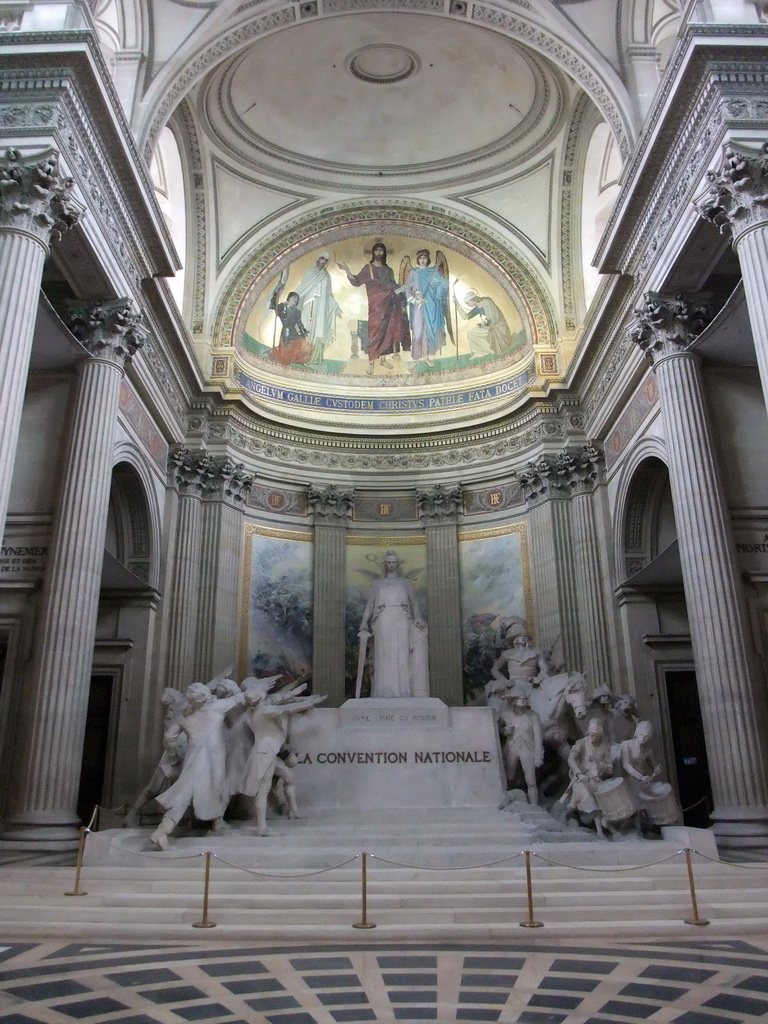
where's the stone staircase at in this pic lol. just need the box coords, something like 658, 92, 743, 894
2, 807, 767, 942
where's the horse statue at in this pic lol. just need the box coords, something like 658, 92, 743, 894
525, 672, 588, 766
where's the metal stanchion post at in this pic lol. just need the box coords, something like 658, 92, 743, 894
520, 850, 543, 928
683, 848, 709, 926
192, 851, 217, 928
352, 851, 376, 929
65, 827, 89, 896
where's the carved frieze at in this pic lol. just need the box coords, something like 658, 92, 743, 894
353, 495, 417, 521
417, 483, 462, 524
627, 292, 713, 362
0, 147, 81, 246
463, 482, 522, 514
247, 483, 308, 516
67, 298, 146, 366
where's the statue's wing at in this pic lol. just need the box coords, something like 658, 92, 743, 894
435, 249, 449, 278
399, 255, 412, 286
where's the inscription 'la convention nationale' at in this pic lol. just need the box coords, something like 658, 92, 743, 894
297, 750, 493, 764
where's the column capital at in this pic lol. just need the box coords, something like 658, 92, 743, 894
167, 447, 217, 497
416, 483, 461, 525
627, 291, 713, 362
203, 457, 254, 504
67, 298, 146, 367
0, 148, 82, 248
556, 443, 605, 495
309, 484, 354, 524
518, 456, 570, 506
695, 144, 768, 243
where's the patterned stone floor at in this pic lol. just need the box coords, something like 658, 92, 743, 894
1, 937, 768, 1024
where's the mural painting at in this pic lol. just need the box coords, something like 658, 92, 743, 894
241, 236, 531, 379
240, 524, 313, 683
344, 537, 428, 698
459, 523, 530, 703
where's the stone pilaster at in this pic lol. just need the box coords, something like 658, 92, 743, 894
518, 459, 582, 672
629, 291, 768, 847
555, 444, 617, 688
0, 148, 82, 541
162, 448, 217, 691
310, 485, 353, 707
696, 144, 768, 416
196, 459, 253, 679
417, 484, 462, 705
2, 299, 144, 846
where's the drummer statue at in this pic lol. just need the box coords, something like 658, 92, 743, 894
564, 718, 614, 839
620, 721, 680, 832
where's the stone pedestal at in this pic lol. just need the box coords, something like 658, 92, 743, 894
288, 699, 506, 809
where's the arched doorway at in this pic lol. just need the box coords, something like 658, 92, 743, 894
616, 456, 712, 828
76, 461, 160, 822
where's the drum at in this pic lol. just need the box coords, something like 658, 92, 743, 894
594, 777, 634, 823
640, 781, 679, 825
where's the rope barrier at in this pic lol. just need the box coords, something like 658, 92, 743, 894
529, 848, 684, 872
210, 851, 359, 879
364, 851, 524, 871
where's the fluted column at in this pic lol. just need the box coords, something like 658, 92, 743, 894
518, 459, 583, 672
630, 292, 768, 847
310, 485, 353, 707
557, 445, 616, 687
162, 449, 215, 691
196, 461, 253, 679
417, 484, 462, 705
0, 148, 82, 540
3, 299, 144, 846
696, 144, 768, 416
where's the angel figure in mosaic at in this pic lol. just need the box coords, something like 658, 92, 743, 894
400, 248, 452, 368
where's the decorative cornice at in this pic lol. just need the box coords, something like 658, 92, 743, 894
416, 483, 462, 524
695, 143, 768, 243
66, 297, 146, 366
627, 292, 713, 362
0, 147, 81, 247
308, 484, 354, 523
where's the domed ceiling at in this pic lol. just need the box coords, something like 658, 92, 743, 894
200, 14, 564, 189
175, 9, 609, 433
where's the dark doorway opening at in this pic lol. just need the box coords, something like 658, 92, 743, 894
77, 673, 115, 824
665, 669, 712, 828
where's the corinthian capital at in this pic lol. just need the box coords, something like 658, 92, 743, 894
627, 292, 713, 361
167, 447, 218, 497
67, 298, 146, 366
695, 144, 768, 241
309, 484, 354, 523
0, 148, 82, 246
416, 483, 462, 524
555, 444, 604, 494
517, 456, 570, 505
205, 457, 253, 503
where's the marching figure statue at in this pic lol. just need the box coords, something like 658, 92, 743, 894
124, 688, 188, 828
